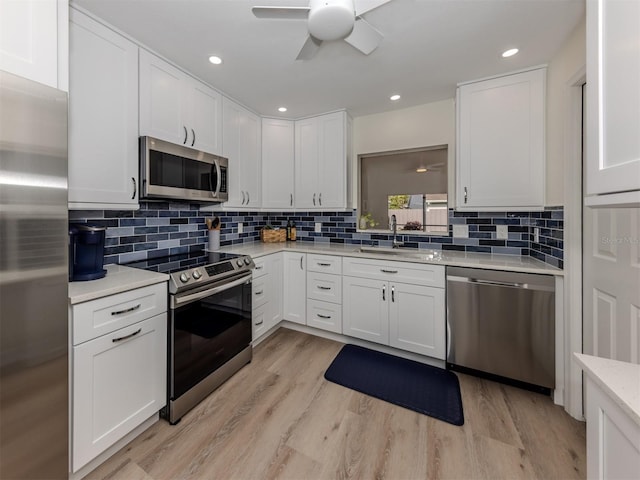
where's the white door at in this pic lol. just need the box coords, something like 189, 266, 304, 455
68, 9, 138, 207
186, 79, 222, 155
583, 206, 640, 362
261, 118, 295, 209
223, 98, 244, 207
389, 283, 445, 359
268, 253, 283, 327
239, 108, 261, 207
0, 0, 59, 88
317, 112, 346, 209
295, 117, 319, 208
342, 276, 389, 344
283, 252, 306, 324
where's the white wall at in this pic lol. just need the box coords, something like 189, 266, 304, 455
546, 19, 586, 206
351, 99, 456, 209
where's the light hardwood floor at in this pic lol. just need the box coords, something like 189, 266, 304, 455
86, 328, 586, 480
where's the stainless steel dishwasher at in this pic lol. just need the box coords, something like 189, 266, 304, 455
446, 267, 555, 393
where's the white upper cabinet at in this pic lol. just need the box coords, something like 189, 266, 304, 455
68, 8, 139, 209
456, 67, 546, 210
295, 111, 348, 209
139, 49, 222, 155
585, 0, 640, 207
0, 0, 68, 90
223, 97, 261, 208
262, 118, 295, 209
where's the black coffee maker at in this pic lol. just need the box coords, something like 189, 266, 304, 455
69, 224, 107, 281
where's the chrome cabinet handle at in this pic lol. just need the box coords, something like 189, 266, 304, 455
255, 290, 264, 295
183, 126, 188, 144
464, 187, 468, 204
290, 193, 293, 206
131, 177, 137, 200
241, 191, 246, 205
313, 193, 316, 206
255, 265, 263, 270
112, 328, 141, 343
317, 262, 331, 267
247, 191, 250, 205
300, 257, 304, 270
381, 269, 398, 274
391, 285, 395, 302
255, 319, 264, 326
382, 284, 386, 301
319, 192, 322, 206
317, 314, 331, 319
111, 304, 141, 316
318, 286, 331, 290
191, 128, 195, 146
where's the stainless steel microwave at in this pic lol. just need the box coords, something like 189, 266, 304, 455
139, 136, 228, 203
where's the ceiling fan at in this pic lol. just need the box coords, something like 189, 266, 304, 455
252, 0, 392, 60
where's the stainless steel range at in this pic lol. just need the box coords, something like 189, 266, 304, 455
125, 250, 254, 424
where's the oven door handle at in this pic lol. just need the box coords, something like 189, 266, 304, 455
172, 274, 251, 307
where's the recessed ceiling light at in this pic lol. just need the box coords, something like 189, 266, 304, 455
501, 48, 519, 58
278, 107, 287, 113
390, 94, 401, 101
416, 167, 427, 173
208, 55, 222, 65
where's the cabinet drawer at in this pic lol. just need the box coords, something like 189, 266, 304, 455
343, 258, 445, 288
252, 304, 268, 341
72, 282, 167, 345
252, 256, 269, 278
307, 272, 342, 304
306, 299, 342, 334
306, 254, 342, 274
252, 276, 269, 309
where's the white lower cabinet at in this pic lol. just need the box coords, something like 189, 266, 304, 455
251, 253, 283, 341
342, 258, 446, 360
283, 252, 306, 324
71, 299, 167, 472
71, 283, 167, 473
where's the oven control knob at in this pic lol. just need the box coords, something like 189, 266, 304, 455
236, 259, 244, 267
192, 270, 202, 280
179, 273, 190, 283
243, 257, 251, 265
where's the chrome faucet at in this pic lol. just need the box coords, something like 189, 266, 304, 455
390, 214, 403, 248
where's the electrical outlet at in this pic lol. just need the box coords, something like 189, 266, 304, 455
496, 225, 508, 240
452, 224, 469, 238
237, 222, 243, 234
315, 222, 322, 233
534, 227, 539, 243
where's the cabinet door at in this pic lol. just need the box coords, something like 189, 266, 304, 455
283, 252, 306, 324
389, 283, 445, 359
457, 68, 545, 209
68, 9, 138, 207
239, 108, 262, 207
72, 313, 166, 472
0, 0, 59, 88
342, 276, 388, 344
585, 0, 640, 204
262, 118, 295, 209
267, 253, 283, 327
317, 111, 346, 209
185, 78, 222, 155
223, 98, 244, 207
295, 116, 319, 208
139, 49, 185, 145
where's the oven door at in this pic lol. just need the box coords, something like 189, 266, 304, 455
169, 273, 252, 400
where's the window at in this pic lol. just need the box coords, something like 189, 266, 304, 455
358, 146, 448, 234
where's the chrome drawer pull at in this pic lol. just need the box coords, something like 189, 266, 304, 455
255, 265, 263, 270
317, 262, 331, 266
317, 314, 331, 319
111, 304, 141, 316
255, 290, 264, 295
112, 328, 141, 343
381, 269, 398, 274
255, 319, 264, 326
318, 286, 331, 290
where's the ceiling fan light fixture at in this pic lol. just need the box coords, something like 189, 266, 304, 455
208, 55, 222, 65
501, 48, 519, 58
308, 0, 355, 41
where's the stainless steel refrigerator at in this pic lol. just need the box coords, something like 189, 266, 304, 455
0, 70, 69, 479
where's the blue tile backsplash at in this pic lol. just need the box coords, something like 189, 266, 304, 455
69, 202, 563, 269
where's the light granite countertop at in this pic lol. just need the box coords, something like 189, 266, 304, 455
213, 241, 564, 276
574, 353, 640, 426
68, 264, 169, 305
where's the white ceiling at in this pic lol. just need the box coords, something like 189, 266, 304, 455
74, 0, 585, 119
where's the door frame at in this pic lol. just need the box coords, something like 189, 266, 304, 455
563, 66, 586, 420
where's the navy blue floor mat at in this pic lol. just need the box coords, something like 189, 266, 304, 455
324, 344, 464, 426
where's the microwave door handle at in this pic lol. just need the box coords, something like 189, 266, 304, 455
215, 162, 222, 197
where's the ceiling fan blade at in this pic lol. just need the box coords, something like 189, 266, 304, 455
251, 6, 310, 19
354, 0, 391, 16
344, 17, 382, 55
296, 35, 322, 61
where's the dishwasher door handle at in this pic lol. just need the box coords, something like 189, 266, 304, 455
447, 275, 554, 292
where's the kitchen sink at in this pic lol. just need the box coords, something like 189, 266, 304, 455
357, 246, 441, 261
